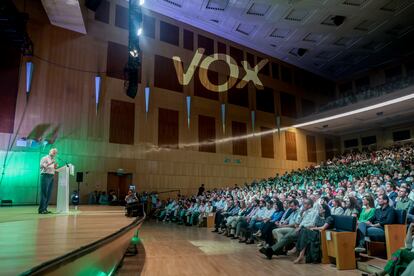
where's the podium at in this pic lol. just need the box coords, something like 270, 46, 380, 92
56, 164, 74, 214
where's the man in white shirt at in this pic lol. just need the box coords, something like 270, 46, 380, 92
39, 148, 58, 214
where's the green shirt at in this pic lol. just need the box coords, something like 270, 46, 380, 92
396, 198, 413, 212
359, 207, 375, 223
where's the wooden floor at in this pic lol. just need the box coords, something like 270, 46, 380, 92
118, 222, 362, 276
0, 205, 133, 276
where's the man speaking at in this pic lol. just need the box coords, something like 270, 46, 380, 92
39, 148, 58, 214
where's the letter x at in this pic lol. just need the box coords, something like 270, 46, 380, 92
236, 59, 268, 89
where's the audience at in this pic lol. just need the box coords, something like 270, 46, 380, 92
149, 142, 414, 274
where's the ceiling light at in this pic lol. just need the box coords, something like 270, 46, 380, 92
293, 93, 414, 128
139, 0, 145, 6
137, 27, 143, 36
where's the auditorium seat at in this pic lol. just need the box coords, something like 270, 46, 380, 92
368, 209, 407, 259
207, 213, 215, 228
321, 215, 357, 270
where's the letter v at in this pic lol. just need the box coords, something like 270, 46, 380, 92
172, 48, 205, 85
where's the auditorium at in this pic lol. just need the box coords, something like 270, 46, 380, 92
1, 0, 414, 275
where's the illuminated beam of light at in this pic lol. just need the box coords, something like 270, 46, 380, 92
141, 93, 414, 153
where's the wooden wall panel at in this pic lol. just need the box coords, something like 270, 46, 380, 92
109, 100, 135, 145
217, 41, 226, 54
106, 41, 128, 80
0, 3, 334, 203
261, 127, 274, 159
280, 92, 297, 118
256, 87, 274, 113
154, 55, 183, 93
115, 4, 128, 30
325, 138, 335, 160
285, 131, 297, 161
228, 83, 249, 107
272, 62, 279, 79
281, 65, 292, 83
0, 43, 20, 134
257, 56, 270, 76
198, 35, 214, 55
198, 115, 216, 153
183, 29, 194, 51
230, 46, 243, 63
160, 21, 179, 46
232, 121, 247, 156
95, 0, 110, 24
194, 68, 219, 100
306, 135, 317, 163
158, 108, 179, 148
246, 52, 255, 66
143, 14, 156, 39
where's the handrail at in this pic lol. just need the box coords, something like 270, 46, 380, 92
20, 208, 146, 276
157, 189, 180, 195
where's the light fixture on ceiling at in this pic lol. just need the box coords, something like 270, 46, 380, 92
332, 15, 346, 26
297, 48, 307, 56
293, 93, 414, 128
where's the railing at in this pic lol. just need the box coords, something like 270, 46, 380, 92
20, 208, 145, 276
157, 189, 181, 195
319, 73, 414, 112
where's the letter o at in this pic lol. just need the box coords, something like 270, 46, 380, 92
198, 54, 239, 93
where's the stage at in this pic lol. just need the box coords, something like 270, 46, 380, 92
0, 205, 133, 276
0, 206, 371, 275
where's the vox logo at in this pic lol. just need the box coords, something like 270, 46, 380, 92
172, 48, 268, 93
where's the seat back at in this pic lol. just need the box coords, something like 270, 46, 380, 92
332, 215, 357, 232
394, 209, 407, 224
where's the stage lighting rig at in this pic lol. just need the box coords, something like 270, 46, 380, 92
124, 0, 143, 99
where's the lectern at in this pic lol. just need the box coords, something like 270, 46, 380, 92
56, 164, 74, 214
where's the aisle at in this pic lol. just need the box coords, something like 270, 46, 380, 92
118, 221, 360, 276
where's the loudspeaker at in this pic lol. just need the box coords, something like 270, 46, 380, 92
85, 0, 103, 11
76, 172, 84, 183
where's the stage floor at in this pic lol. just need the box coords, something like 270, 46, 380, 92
118, 222, 361, 276
0, 205, 133, 276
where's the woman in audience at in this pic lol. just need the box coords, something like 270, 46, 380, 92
255, 200, 285, 247
290, 203, 333, 264
331, 198, 344, 215
359, 194, 376, 223
343, 196, 360, 217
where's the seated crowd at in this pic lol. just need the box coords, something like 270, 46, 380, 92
151, 143, 414, 274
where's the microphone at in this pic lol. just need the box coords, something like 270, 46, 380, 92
57, 156, 69, 167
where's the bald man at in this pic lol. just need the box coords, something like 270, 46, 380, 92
39, 148, 58, 214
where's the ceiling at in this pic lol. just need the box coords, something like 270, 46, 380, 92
41, 0, 86, 34
144, 0, 414, 80
296, 88, 414, 135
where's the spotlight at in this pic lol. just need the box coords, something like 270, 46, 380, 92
139, 0, 145, 5
129, 49, 139, 57
137, 27, 143, 36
